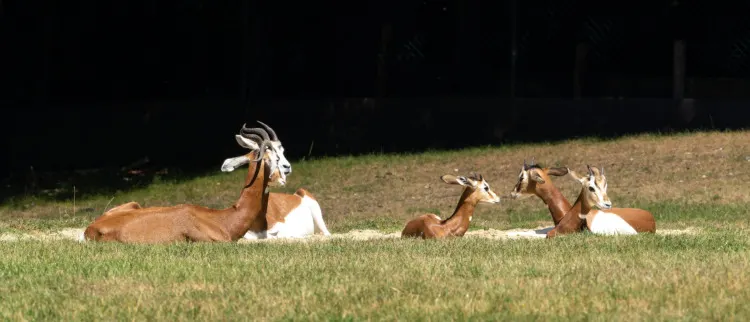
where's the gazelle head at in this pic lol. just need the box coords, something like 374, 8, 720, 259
441, 173, 501, 204
220, 121, 292, 187
510, 158, 569, 199
569, 165, 611, 210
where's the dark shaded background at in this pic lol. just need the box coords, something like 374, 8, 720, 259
1, 0, 749, 200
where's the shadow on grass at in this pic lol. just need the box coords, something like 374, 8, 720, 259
0, 164, 219, 205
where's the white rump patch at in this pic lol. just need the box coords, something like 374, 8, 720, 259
244, 196, 328, 240
588, 211, 638, 235
269, 201, 315, 238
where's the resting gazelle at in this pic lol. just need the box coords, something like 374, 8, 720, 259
83, 122, 291, 243
220, 124, 331, 240
511, 160, 655, 237
401, 173, 501, 239
566, 165, 656, 236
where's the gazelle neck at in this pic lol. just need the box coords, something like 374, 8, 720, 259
575, 186, 597, 229
220, 151, 270, 240
442, 189, 477, 236
534, 183, 571, 226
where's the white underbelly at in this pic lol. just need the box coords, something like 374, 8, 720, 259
243, 205, 315, 239
242, 230, 267, 240
588, 211, 638, 235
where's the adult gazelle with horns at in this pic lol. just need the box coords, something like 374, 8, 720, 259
82, 121, 291, 243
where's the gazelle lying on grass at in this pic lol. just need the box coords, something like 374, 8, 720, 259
510, 160, 655, 238
564, 165, 656, 236
510, 158, 575, 228
224, 124, 331, 240
83, 122, 290, 243
401, 173, 501, 239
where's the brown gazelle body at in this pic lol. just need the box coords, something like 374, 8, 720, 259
82, 122, 292, 243
401, 173, 501, 239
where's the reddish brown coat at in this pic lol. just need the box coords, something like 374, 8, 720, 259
83, 150, 274, 243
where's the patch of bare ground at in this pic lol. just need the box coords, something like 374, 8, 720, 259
2, 131, 748, 234
302, 131, 750, 230
0, 228, 83, 241
0, 227, 701, 243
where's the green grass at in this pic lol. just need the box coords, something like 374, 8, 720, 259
1, 130, 750, 320
1, 233, 749, 321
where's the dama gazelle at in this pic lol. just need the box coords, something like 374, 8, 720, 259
82, 121, 291, 243
401, 173, 501, 239
566, 165, 656, 236
222, 124, 330, 239
510, 158, 574, 227
513, 161, 656, 238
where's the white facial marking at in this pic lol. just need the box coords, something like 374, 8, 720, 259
588, 176, 604, 203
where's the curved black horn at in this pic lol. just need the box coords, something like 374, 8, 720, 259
256, 121, 278, 141
586, 164, 593, 176
242, 133, 263, 144
523, 159, 528, 170
240, 125, 270, 141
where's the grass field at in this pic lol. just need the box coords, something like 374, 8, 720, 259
1, 131, 749, 320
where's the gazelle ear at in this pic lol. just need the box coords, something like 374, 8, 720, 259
235, 135, 260, 150
568, 169, 586, 183
441, 175, 472, 187
221, 155, 250, 172
530, 171, 546, 184
547, 167, 569, 177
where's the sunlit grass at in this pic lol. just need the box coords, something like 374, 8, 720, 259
1, 232, 749, 320
1, 130, 749, 320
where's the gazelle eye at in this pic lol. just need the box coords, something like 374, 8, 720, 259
588, 186, 596, 192
484, 186, 490, 192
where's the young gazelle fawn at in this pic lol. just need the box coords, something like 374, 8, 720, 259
566, 165, 656, 235
401, 173, 501, 239
83, 122, 291, 243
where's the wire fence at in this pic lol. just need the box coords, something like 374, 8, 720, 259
376, 0, 750, 97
